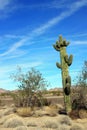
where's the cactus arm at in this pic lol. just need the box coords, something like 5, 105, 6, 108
53, 44, 60, 51
68, 55, 73, 66
56, 62, 62, 69
63, 40, 70, 47
56, 41, 60, 48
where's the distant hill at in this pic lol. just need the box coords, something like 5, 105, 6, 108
0, 88, 10, 93
49, 87, 63, 92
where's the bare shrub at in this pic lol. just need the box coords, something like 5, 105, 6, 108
17, 107, 33, 117
70, 124, 84, 130
72, 87, 87, 110
3, 117, 24, 128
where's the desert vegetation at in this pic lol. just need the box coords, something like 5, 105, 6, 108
0, 62, 87, 129
0, 36, 87, 130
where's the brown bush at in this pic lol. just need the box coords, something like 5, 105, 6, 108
69, 110, 79, 119
17, 107, 33, 117
79, 109, 87, 119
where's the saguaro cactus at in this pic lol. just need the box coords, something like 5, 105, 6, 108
53, 35, 73, 114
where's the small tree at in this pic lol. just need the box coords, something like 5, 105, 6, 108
11, 67, 48, 107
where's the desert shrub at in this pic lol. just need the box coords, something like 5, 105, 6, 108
3, 117, 24, 128
2, 107, 16, 116
17, 107, 33, 117
70, 124, 84, 130
10, 67, 49, 108
39, 97, 51, 106
72, 61, 87, 110
42, 106, 58, 116
69, 110, 79, 119
79, 109, 87, 119
72, 87, 87, 110
15, 126, 28, 130
43, 120, 58, 129
59, 115, 72, 126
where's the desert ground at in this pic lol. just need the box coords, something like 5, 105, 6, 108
0, 95, 87, 130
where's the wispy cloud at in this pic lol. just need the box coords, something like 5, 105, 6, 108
0, 61, 43, 86
66, 33, 87, 38
0, 0, 11, 10
71, 40, 87, 45
0, 0, 87, 57
0, 0, 17, 18
4, 34, 25, 39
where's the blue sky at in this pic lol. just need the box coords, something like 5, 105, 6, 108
0, 0, 87, 90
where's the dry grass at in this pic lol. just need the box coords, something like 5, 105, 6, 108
70, 124, 84, 130
3, 116, 24, 128
59, 115, 72, 126
0, 114, 17, 125
33, 109, 47, 117
26, 120, 37, 127
58, 124, 70, 130
15, 126, 28, 130
43, 120, 58, 129
3, 108, 16, 116
17, 107, 33, 117
42, 106, 58, 116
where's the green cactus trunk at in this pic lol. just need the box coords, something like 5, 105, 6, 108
60, 47, 71, 113
53, 35, 73, 114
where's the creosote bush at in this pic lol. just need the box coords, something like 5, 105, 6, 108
10, 67, 49, 108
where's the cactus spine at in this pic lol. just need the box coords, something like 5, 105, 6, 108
53, 35, 73, 114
